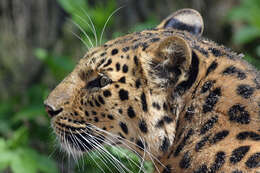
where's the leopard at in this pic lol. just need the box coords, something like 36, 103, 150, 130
44, 9, 260, 173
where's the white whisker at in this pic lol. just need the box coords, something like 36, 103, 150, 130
70, 19, 94, 48
99, 6, 125, 45
80, 8, 98, 47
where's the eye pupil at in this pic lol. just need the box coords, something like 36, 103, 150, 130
100, 76, 111, 87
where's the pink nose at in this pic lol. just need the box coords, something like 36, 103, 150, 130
44, 104, 63, 118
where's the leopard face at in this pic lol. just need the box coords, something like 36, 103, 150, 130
45, 9, 260, 172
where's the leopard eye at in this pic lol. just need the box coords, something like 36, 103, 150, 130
100, 75, 112, 87
86, 75, 112, 90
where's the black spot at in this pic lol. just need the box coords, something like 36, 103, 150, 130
179, 152, 191, 169
230, 146, 250, 164
88, 101, 94, 107
111, 48, 118, 55
122, 47, 129, 52
103, 58, 112, 67
201, 80, 215, 93
206, 61, 218, 76
162, 165, 171, 173
211, 130, 229, 144
92, 111, 97, 115
209, 47, 222, 57
174, 129, 194, 157
163, 116, 173, 123
236, 131, 260, 141
209, 151, 225, 172
202, 87, 221, 113
184, 105, 195, 121
116, 63, 120, 71
84, 111, 89, 117
97, 58, 105, 68
163, 102, 168, 111
122, 64, 128, 73
236, 84, 254, 99
118, 109, 123, 114
232, 170, 243, 173
194, 45, 209, 57
100, 52, 106, 57
142, 42, 149, 51
228, 104, 250, 124
133, 56, 138, 66
119, 122, 128, 135
136, 140, 144, 150
155, 119, 164, 128
94, 117, 99, 122
119, 89, 129, 101
141, 92, 148, 112
107, 114, 114, 120
222, 66, 247, 80
118, 76, 126, 83
103, 90, 112, 97
195, 135, 210, 152
245, 152, 260, 168
94, 99, 101, 107
193, 164, 208, 173
150, 37, 160, 43
174, 52, 199, 95
139, 119, 148, 133
200, 116, 218, 135
135, 79, 141, 88
127, 106, 136, 118
152, 102, 161, 110
160, 136, 170, 152
98, 95, 105, 105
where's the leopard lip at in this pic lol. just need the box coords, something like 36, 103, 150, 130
65, 132, 105, 152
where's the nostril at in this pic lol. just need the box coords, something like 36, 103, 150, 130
45, 104, 63, 118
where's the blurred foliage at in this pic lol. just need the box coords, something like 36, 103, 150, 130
0, 0, 260, 173
228, 0, 260, 69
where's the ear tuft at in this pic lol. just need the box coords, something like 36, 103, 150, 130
156, 9, 204, 37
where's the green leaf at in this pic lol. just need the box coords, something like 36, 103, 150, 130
0, 150, 17, 172
233, 26, 260, 44
13, 105, 45, 122
7, 127, 28, 149
10, 149, 38, 173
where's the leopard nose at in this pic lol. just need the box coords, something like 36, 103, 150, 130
44, 103, 63, 118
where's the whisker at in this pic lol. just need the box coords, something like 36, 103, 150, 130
99, 5, 125, 45
72, 131, 106, 173
84, 127, 149, 172
80, 7, 98, 47
70, 19, 94, 48
69, 30, 90, 50
75, 131, 115, 173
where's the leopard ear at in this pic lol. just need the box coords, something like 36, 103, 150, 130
149, 36, 192, 87
156, 9, 204, 37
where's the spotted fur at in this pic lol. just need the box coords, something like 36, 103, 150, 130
45, 8, 260, 172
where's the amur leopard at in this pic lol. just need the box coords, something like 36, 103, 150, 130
44, 9, 260, 173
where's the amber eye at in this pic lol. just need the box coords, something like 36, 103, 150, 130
86, 75, 112, 90
100, 75, 112, 87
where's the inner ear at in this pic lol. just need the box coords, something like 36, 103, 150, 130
151, 36, 192, 86
156, 8, 204, 37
